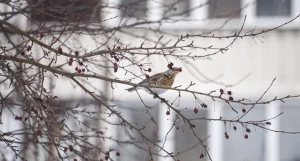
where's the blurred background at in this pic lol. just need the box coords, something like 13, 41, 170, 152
1, 0, 300, 161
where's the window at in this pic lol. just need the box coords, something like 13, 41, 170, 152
163, 0, 190, 17
256, 0, 291, 17
29, 0, 102, 22
174, 109, 208, 160
119, 0, 148, 18
222, 105, 265, 161
209, 0, 241, 18
279, 104, 300, 161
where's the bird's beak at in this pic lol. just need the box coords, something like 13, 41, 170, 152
175, 68, 182, 72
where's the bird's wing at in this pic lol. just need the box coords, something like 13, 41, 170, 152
138, 73, 165, 86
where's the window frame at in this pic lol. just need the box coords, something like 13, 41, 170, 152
104, 0, 300, 30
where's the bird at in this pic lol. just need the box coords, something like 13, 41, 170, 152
126, 67, 182, 94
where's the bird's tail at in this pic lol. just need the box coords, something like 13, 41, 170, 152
126, 87, 136, 92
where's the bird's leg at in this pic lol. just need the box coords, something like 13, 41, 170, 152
161, 98, 167, 103
153, 93, 158, 99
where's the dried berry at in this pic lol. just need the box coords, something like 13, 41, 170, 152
246, 128, 251, 133
220, 89, 224, 94
229, 96, 233, 101
233, 126, 237, 130
200, 153, 204, 158
146, 74, 150, 79
242, 108, 246, 113
58, 47, 62, 54
225, 134, 229, 139
27, 46, 32, 51
227, 91, 232, 95
69, 145, 73, 151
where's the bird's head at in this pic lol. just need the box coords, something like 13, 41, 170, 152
165, 67, 182, 76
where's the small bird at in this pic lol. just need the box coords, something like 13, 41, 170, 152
126, 67, 182, 94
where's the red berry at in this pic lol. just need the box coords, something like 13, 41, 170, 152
116, 46, 121, 50
193, 108, 198, 114
145, 74, 150, 79
200, 153, 204, 158
64, 147, 68, 152
114, 68, 118, 73
77, 69, 81, 73
244, 134, 248, 139
75, 67, 78, 71
166, 111, 170, 115
242, 108, 246, 113
229, 96, 233, 101
113, 63, 118, 67
148, 68, 152, 72
21, 51, 25, 55
82, 68, 85, 72
105, 156, 109, 160
233, 126, 237, 130
220, 89, 224, 94
15, 116, 19, 120
68, 61, 73, 66
58, 47, 62, 54
40, 117, 44, 121
227, 91, 232, 95
116, 152, 120, 156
